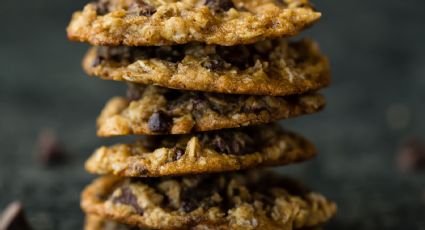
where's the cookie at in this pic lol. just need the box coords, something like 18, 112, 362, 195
81, 171, 337, 230
83, 39, 330, 96
85, 215, 149, 230
67, 0, 321, 46
86, 124, 316, 177
84, 214, 324, 230
97, 84, 325, 136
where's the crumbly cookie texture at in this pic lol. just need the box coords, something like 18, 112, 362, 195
81, 171, 337, 230
67, 0, 321, 46
84, 215, 324, 230
97, 84, 325, 136
86, 124, 316, 177
83, 39, 330, 96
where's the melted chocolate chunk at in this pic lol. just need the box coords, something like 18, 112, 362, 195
113, 187, 144, 215
148, 111, 172, 132
128, 0, 157, 17
179, 176, 221, 212
205, 0, 235, 12
208, 133, 256, 155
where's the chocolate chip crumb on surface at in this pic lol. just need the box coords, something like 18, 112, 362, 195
396, 138, 425, 172
0, 202, 32, 230
35, 129, 66, 166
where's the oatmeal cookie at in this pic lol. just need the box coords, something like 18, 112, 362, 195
86, 124, 316, 177
97, 84, 325, 136
84, 39, 330, 96
84, 214, 324, 230
67, 0, 321, 46
81, 171, 337, 229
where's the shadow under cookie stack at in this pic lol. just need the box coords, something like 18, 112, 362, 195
67, 0, 337, 229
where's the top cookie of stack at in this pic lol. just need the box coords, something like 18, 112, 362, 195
67, 0, 321, 46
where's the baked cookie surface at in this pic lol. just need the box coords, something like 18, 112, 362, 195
86, 124, 316, 177
67, 0, 321, 46
84, 39, 330, 96
97, 84, 325, 136
84, 215, 324, 230
81, 171, 337, 230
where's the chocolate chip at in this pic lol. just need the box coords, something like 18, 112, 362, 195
211, 134, 229, 153
396, 139, 425, 172
0, 202, 32, 230
112, 187, 144, 215
180, 200, 198, 213
148, 111, 172, 133
205, 0, 235, 12
126, 84, 143, 101
132, 165, 149, 175
35, 130, 66, 166
128, 0, 157, 17
91, 56, 104, 67
205, 132, 257, 155
174, 148, 185, 161
95, 0, 110, 15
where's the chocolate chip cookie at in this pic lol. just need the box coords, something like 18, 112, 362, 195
81, 171, 337, 230
84, 214, 325, 230
84, 39, 330, 96
97, 84, 325, 136
86, 124, 316, 177
67, 0, 321, 46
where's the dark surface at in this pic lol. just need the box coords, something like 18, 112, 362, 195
0, 0, 424, 229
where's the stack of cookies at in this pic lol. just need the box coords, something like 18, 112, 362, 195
67, 0, 337, 229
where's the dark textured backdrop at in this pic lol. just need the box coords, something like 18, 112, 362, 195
0, 1, 424, 229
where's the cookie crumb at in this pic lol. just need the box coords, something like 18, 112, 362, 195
0, 202, 32, 230
396, 138, 425, 172
35, 129, 67, 166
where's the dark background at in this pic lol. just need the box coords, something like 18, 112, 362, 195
0, 0, 424, 229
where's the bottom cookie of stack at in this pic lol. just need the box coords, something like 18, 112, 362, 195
81, 171, 336, 230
